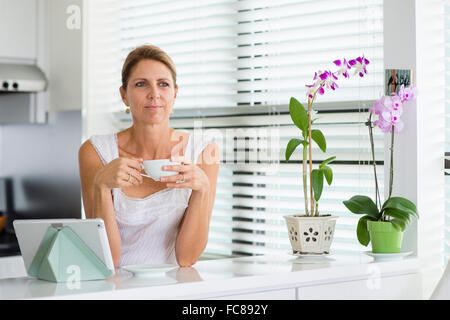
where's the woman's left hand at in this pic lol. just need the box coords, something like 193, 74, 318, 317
161, 157, 210, 193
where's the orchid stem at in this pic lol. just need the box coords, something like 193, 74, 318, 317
302, 144, 309, 216
388, 125, 394, 199
308, 98, 314, 217
367, 113, 382, 211
307, 82, 325, 217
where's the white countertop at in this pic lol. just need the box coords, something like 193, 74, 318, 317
0, 252, 421, 300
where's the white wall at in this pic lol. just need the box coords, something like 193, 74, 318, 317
383, 0, 418, 254
415, 0, 445, 299
383, 0, 445, 299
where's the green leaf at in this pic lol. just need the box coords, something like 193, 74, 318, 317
383, 208, 411, 225
319, 156, 336, 169
311, 129, 326, 153
289, 97, 308, 133
356, 215, 377, 246
381, 197, 419, 219
285, 138, 305, 162
321, 165, 333, 185
312, 169, 324, 201
390, 219, 406, 232
343, 195, 380, 219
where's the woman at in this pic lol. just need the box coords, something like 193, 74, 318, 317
78, 45, 220, 268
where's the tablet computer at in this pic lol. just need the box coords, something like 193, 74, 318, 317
13, 218, 115, 277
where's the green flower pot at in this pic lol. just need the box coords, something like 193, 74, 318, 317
367, 221, 403, 253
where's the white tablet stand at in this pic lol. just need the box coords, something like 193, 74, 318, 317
28, 224, 114, 282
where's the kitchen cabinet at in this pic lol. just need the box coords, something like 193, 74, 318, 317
0, 0, 37, 60
210, 288, 296, 300
296, 273, 422, 300
0, 0, 83, 114
0, 0, 83, 126
47, 0, 83, 112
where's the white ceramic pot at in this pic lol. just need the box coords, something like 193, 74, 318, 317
284, 215, 338, 254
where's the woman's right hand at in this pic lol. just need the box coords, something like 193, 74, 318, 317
94, 157, 144, 190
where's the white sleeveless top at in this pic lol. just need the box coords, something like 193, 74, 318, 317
89, 130, 211, 267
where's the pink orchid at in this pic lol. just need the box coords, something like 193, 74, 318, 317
396, 84, 417, 102
374, 116, 404, 133
370, 96, 403, 133
369, 85, 417, 134
381, 106, 403, 131
369, 95, 389, 115
391, 95, 402, 110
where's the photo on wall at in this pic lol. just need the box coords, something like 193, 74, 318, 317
385, 69, 412, 95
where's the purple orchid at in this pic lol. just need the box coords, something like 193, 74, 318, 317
305, 56, 369, 99
306, 83, 320, 99
349, 55, 370, 77
296, 56, 371, 218
333, 58, 351, 78
320, 70, 339, 90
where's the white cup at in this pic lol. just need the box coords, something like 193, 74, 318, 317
141, 159, 180, 181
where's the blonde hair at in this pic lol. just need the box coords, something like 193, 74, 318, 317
121, 44, 177, 89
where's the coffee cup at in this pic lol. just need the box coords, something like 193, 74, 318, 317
141, 159, 180, 181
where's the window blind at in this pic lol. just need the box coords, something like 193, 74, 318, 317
117, 0, 383, 110
84, 0, 384, 257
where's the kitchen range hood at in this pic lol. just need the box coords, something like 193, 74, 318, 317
0, 63, 47, 92
0, 63, 48, 124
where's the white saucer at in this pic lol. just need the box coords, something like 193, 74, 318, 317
364, 251, 413, 261
121, 264, 177, 278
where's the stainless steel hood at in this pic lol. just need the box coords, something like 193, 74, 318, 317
0, 63, 47, 92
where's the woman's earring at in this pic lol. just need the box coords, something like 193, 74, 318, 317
125, 108, 130, 114
170, 107, 174, 114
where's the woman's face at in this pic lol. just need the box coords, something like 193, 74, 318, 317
120, 59, 177, 125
